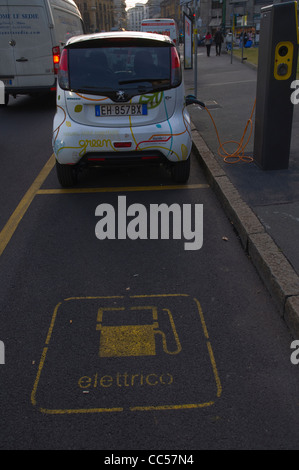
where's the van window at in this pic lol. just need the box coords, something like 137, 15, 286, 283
52, 7, 84, 45
67, 44, 174, 96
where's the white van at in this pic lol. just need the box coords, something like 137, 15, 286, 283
0, 0, 84, 105
141, 18, 179, 47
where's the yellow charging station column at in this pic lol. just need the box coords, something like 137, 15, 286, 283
253, 1, 299, 170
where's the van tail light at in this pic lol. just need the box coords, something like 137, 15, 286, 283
52, 46, 60, 74
171, 46, 181, 87
58, 48, 69, 90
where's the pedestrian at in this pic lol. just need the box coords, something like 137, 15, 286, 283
239, 32, 243, 48
225, 31, 232, 51
244, 32, 248, 46
214, 28, 223, 56
205, 31, 212, 57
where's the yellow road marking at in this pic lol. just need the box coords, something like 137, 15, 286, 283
0, 154, 55, 257
39, 407, 124, 414
130, 402, 215, 411
193, 297, 209, 339
130, 293, 189, 298
32, 294, 222, 414
64, 295, 124, 301
45, 302, 62, 345
207, 341, 222, 398
31, 347, 48, 407
193, 297, 222, 398
37, 183, 209, 195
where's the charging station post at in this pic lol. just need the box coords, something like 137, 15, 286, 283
253, 1, 299, 170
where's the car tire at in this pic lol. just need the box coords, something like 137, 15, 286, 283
171, 157, 190, 183
56, 159, 77, 187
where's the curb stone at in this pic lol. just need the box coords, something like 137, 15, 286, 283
191, 124, 299, 339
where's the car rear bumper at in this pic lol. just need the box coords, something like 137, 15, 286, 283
52, 108, 192, 165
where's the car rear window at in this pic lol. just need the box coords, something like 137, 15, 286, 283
68, 44, 172, 95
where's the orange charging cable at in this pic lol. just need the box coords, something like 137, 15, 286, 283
202, 98, 256, 164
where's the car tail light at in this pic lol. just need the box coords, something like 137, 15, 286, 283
58, 48, 69, 90
171, 46, 181, 87
114, 142, 132, 148
52, 46, 60, 74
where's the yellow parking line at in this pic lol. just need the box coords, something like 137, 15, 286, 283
37, 183, 209, 195
0, 154, 55, 257
130, 402, 215, 411
39, 407, 124, 414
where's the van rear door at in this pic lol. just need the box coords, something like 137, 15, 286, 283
0, 3, 17, 86
0, 1, 54, 89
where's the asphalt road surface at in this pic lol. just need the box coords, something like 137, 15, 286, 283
0, 92, 298, 450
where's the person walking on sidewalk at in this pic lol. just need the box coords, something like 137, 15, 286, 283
214, 28, 223, 56
226, 31, 233, 51
205, 32, 212, 57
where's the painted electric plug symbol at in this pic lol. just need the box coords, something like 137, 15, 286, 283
96, 306, 182, 358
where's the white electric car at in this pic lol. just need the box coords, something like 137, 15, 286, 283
53, 31, 192, 187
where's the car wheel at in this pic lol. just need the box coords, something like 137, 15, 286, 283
56, 159, 78, 187
171, 157, 190, 183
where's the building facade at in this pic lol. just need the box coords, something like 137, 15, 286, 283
160, 0, 180, 27
75, 0, 297, 40
146, 0, 163, 19
75, 0, 126, 32
127, 3, 149, 31
189, 0, 297, 38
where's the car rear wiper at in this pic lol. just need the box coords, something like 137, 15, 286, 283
71, 86, 115, 94
119, 78, 168, 84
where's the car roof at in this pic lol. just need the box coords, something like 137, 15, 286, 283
66, 31, 174, 47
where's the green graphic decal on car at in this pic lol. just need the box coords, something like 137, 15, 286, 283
139, 92, 163, 109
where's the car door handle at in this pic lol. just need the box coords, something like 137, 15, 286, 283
16, 57, 28, 62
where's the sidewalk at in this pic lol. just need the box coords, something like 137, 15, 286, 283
183, 46, 299, 338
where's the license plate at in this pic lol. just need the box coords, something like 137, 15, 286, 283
95, 103, 147, 117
